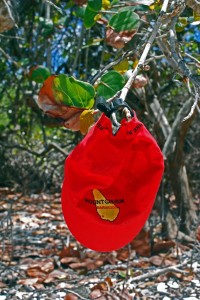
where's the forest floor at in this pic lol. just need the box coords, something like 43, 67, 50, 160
0, 188, 199, 300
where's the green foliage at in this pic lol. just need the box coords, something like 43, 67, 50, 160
84, 0, 102, 28
175, 17, 188, 32
53, 75, 95, 108
39, 17, 54, 37
29, 66, 51, 83
108, 10, 140, 32
96, 71, 125, 99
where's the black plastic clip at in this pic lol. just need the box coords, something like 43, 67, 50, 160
96, 97, 133, 135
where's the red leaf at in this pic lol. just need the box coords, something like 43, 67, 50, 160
26, 268, 46, 283
106, 28, 137, 49
38, 75, 84, 130
59, 245, 80, 259
73, 0, 87, 6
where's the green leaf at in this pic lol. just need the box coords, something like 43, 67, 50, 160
83, 0, 102, 28
111, 0, 119, 4
96, 71, 125, 100
108, 10, 140, 32
74, 6, 86, 19
52, 74, 95, 109
84, 9, 98, 28
118, 271, 127, 278
29, 66, 51, 83
87, 0, 102, 11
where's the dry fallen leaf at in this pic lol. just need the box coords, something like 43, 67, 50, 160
64, 293, 78, 300
196, 225, 200, 241
17, 278, 39, 285
149, 255, 164, 266
26, 267, 46, 283
44, 270, 68, 283
89, 289, 106, 300
59, 245, 80, 259
131, 229, 151, 257
153, 240, 175, 254
60, 257, 79, 265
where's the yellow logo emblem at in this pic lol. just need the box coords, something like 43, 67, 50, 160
92, 189, 120, 222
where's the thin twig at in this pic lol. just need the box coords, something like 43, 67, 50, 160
3, 0, 17, 28
131, 260, 189, 282
0, 142, 68, 157
71, 23, 85, 74
169, 17, 200, 88
0, 47, 19, 67
63, 289, 88, 300
183, 88, 200, 122
44, 0, 64, 15
90, 49, 137, 85
184, 52, 200, 65
120, 0, 170, 101
0, 34, 24, 40
45, 1, 52, 70
145, 54, 165, 63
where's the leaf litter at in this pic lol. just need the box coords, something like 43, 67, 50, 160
0, 188, 199, 299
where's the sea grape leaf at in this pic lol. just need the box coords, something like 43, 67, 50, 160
29, 66, 51, 83
37, 75, 89, 131
83, 0, 102, 28
83, 9, 98, 28
106, 27, 137, 48
87, 0, 102, 11
52, 74, 95, 109
79, 109, 95, 134
108, 10, 140, 32
96, 71, 125, 99
113, 59, 129, 74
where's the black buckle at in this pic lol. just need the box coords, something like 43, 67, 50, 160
96, 97, 133, 135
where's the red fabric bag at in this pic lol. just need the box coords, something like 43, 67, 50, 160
61, 113, 164, 252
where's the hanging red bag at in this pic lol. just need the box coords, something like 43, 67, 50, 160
61, 112, 164, 252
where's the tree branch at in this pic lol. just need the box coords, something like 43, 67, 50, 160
0, 142, 68, 157
0, 47, 19, 67
44, 0, 64, 15
120, 0, 170, 102
162, 98, 194, 158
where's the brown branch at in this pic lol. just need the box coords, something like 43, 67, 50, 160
0, 47, 19, 67
162, 98, 194, 158
0, 142, 68, 157
169, 18, 200, 89
120, 0, 170, 102
150, 96, 171, 140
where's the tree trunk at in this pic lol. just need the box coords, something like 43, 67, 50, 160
150, 96, 198, 240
